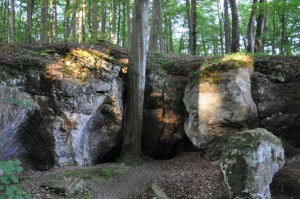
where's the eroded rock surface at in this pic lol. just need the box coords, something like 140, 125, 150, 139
0, 49, 123, 169
183, 67, 258, 159
221, 128, 285, 199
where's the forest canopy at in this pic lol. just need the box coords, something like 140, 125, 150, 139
0, 0, 299, 55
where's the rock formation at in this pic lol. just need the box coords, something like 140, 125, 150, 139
220, 128, 285, 199
183, 65, 258, 159
0, 48, 123, 169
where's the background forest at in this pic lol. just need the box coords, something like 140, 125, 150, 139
0, 0, 299, 55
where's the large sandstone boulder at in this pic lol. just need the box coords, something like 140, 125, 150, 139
221, 128, 285, 199
183, 66, 258, 159
252, 59, 300, 149
142, 74, 192, 159
0, 49, 123, 169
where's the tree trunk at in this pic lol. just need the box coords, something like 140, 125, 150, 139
247, 0, 258, 53
254, 0, 266, 53
64, 0, 71, 42
224, 0, 231, 53
229, 0, 240, 52
27, 0, 34, 43
101, 0, 106, 39
218, 2, 224, 55
71, 0, 78, 42
126, 0, 131, 47
9, 0, 15, 43
280, 0, 287, 55
168, 15, 173, 53
122, 0, 149, 156
111, 0, 117, 43
90, 0, 98, 40
186, 0, 193, 54
149, 0, 158, 51
191, 0, 196, 55
50, 0, 58, 43
157, 0, 165, 53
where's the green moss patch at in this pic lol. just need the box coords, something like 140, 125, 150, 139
56, 165, 131, 182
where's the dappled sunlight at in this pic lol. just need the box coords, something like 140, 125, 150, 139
221, 53, 254, 68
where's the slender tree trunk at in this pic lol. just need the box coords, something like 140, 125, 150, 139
149, 0, 158, 51
271, 0, 276, 54
247, 0, 258, 53
10, 0, 15, 43
101, 0, 106, 39
122, 0, 127, 46
64, 0, 71, 42
71, 0, 78, 42
157, 0, 165, 53
262, 12, 268, 51
179, 33, 184, 53
224, 0, 231, 53
168, 15, 173, 53
80, 0, 86, 43
27, 0, 34, 43
50, 0, 58, 43
218, 2, 224, 55
90, 0, 98, 40
254, 0, 266, 53
229, 0, 240, 52
280, 0, 287, 55
191, 0, 196, 55
122, 0, 149, 157
126, 0, 131, 47
117, 2, 121, 44
186, 0, 193, 54
111, 0, 117, 43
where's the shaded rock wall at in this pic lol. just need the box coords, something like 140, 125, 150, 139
252, 58, 300, 150
142, 74, 193, 159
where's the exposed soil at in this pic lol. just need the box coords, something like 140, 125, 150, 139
18, 152, 225, 199
17, 152, 300, 199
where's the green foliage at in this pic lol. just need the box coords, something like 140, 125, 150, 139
0, 160, 32, 199
56, 165, 131, 182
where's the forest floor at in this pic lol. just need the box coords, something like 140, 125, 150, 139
17, 151, 300, 199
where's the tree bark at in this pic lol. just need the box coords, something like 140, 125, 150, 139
122, 0, 149, 156
70, 0, 78, 42
9, 0, 15, 43
64, 0, 71, 42
186, 0, 193, 54
247, 0, 258, 53
224, 0, 231, 53
149, 0, 158, 51
191, 0, 196, 55
229, 0, 240, 52
126, 0, 131, 47
27, 0, 34, 43
218, 2, 224, 55
254, 0, 266, 53
90, 0, 99, 40
280, 0, 287, 55
101, 0, 106, 39
168, 15, 173, 53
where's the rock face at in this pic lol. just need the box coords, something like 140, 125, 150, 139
220, 128, 285, 199
142, 74, 192, 159
183, 67, 258, 159
252, 58, 300, 149
0, 50, 123, 169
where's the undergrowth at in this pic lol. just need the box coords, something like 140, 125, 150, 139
0, 160, 32, 199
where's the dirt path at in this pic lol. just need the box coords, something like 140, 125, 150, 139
89, 163, 161, 199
